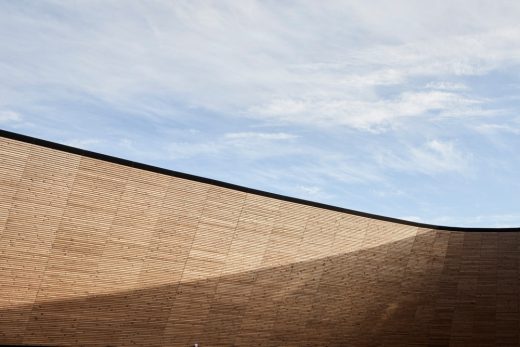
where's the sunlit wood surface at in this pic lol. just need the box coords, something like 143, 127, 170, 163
1, 136, 519, 346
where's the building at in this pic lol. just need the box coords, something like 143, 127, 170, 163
1, 129, 519, 346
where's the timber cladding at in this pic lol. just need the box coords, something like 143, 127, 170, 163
0, 132, 520, 346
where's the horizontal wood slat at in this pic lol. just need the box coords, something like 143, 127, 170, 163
0, 135, 519, 346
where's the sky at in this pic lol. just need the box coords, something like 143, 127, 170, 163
1, 1, 520, 227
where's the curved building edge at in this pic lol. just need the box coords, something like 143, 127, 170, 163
1, 128, 517, 232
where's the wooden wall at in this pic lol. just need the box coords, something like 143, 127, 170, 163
1, 135, 520, 346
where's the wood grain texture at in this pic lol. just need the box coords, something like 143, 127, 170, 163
1, 137, 520, 346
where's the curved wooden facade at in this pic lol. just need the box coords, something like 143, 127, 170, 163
1, 130, 520, 346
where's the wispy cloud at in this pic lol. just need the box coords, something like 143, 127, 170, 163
0, 1, 515, 128
0, 110, 21, 123
376, 140, 471, 175
116, 131, 301, 161
64, 138, 102, 150
224, 132, 297, 141
293, 185, 335, 202
474, 123, 520, 135
426, 81, 468, 91
250, 90, 485, 131
410, 140, 471, 174
422, 213, 520, 228
256, 156, 385, 187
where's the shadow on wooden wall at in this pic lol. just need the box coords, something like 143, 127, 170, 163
2, 230, 517, 346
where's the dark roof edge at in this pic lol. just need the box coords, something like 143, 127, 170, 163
2, 128, 519, 232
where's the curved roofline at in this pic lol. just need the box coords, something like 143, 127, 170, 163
2, 128, 518, 232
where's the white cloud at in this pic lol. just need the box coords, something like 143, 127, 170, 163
288, 185, 336, 202
0, 110, 21, 123
474, 123, 520, 135
372, 188, 405, 198
377, 140, 471, 175
411, 140, 470, 173
118, 137, 221, 161
166, 141, 220, 160
426, 81, 468, 91
250, 91, 482, 131
260, 158, 385, 186
116, 131, 301, 161
0, 1, 517, 130
297, 185, 321, 196
470, 213, 520, 228
224, 132, 297, 141
426, 213, 520, 228
64, 138, 102, 149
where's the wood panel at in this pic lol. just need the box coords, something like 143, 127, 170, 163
0, 136, 520, 346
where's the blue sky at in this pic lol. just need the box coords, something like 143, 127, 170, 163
1, 1, 520, 227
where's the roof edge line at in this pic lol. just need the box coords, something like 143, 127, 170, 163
2, 128, 518, 232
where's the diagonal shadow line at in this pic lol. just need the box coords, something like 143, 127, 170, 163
1, 230, 518, 347
0, 230, 460, 346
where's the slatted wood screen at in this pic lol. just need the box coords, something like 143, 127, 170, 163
1, 134, 520, 346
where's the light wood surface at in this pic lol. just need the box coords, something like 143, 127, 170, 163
1, 136, 519, 346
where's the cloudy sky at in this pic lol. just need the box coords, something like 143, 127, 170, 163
2, 1, 520, 227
